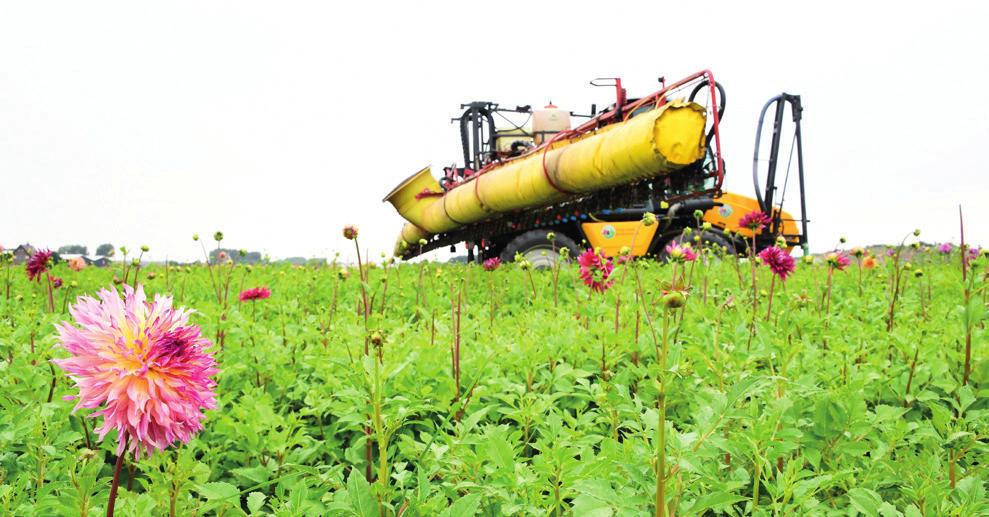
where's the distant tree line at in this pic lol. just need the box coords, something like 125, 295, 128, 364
209, 248, 264, 265
57, 245, 88, 255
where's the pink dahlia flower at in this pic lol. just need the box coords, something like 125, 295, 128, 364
239, 286, 272, 302
577, 249, 614, 294
738, 211, 772, 232
26, 249, 53, 282
826, 251, 851, 271
664, 242, 698, 263
51, 277, 64, 289
937, 242, 953, 254
482, 257, 501, 271
68, 256, 87, 272
758, 246, 796, 282
53, 285, 218, 458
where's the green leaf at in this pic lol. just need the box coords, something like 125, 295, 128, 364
347, 469, 379, 517
440, 493, 482, 517
570, 493, 613, 517
247, 492, 267, 514
690, 491, 747, 514
232, 466, 270, 485
847, 487, 883, 517
198, 481, 240, 501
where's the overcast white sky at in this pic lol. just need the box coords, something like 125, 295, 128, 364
2, 1, 987, 262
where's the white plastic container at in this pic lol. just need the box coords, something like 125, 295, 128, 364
532, 103, 571, 145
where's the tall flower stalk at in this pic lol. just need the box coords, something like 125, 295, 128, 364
738, 211, 771, 337
655, 287, 685, 517
344, 224, 376, 482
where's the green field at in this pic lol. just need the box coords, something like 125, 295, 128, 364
1, 243, 987, 516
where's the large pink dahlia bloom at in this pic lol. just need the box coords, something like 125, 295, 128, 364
54, 285, 218, 458
577, 248, 614, 294
758, 246, 796, 282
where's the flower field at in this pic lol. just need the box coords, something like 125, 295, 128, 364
1, 237, 988, 516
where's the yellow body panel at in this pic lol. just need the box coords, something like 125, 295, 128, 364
704, 192, 800, 243
582, 221, 658, 258
386, 101, 708, 254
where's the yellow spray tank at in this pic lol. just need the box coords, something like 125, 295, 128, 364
384, 99, 708, 255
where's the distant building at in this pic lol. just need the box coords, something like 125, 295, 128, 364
11, 244, 35, 264
90, 257, 112, 268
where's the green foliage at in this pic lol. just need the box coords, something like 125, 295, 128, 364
0, 249, 986, 516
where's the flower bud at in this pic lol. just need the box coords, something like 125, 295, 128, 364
546, 232, 556, 241
619, 246, 631, 256
693, 209, 704, 220
370, 331, 383, 347
661, 291, 686, 309
343, 225, 358, 240
682, 227, 693, 236
192, 234, 199, 241
418, 238, 428, 247
642, 212, 657, 227
214, 231, 224, 242
913, 229, 921, 237
702, 221, 712, 231
140, 245, 149, 253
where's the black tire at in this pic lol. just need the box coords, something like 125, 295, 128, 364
500, 229, 580, 269
657, 230, 735, 261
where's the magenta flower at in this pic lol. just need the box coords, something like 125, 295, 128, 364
826, 251, 852, 271
967, 246, 982, 261
938, 242, 953, 254
577, 249, 614, 294
482, 257, 501, 271
53, 285, 217, 458
738, 211, 772, 232
758, 246, 796, 282
26, 249, 53, 282
239, 286, 272, 302
51, 277, 64, 289
664, 242, 698, 263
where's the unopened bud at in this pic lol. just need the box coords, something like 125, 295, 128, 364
661, 291, 686, 309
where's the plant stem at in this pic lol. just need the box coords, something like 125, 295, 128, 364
106, 437, 128, 517
656, 310, 670, 517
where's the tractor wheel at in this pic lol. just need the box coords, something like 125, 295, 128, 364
500, 229, 580, 269
658, 230, 735, 261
